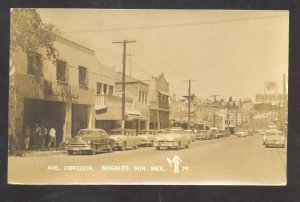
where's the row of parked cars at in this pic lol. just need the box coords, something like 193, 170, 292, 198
65, 127, 196, 155
194, 128, 231, 141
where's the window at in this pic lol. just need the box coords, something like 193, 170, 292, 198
79, 66, 88, 87
108, 85, 114, 95
145, 93, 147, 104
96, 82, 102, 95
28, 53, 43, 77
103, 84, 107, 94
56, 60, 67, 82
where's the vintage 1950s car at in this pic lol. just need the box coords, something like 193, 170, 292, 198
109, 128, 141, 151
195, 130, 208, 141
154, 127, 191, 150
263, 129, 286, 148
138, 130, 158, 147
66, 129, 116, 155
184, 129, 196, 142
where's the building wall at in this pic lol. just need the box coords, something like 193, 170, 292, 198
9, 37, 114, 150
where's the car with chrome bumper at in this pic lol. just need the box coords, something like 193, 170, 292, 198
184, 129, 196, 142
195, 130, 208, 140
66, 129, 116, 155
154, 127, 190, 150
138, 130, 158, 147
109, 128, 141, 151
263, 129, 286, 148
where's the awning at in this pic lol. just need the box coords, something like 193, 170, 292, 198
126, 110, 141, 116
95, 105, 107, 110
158, 90, 169, 96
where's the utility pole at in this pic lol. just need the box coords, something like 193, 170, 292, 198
113, 40, 136, 129
183, 79, 196, 129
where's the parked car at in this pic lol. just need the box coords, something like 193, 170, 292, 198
263, 129, 286, 148
236, 131, 248, 138
109, 128, 141, 151
154, 127, 191, 150
184, 129, 196, 142
66, 129, 116, 155
219, 130, 230, 138
138, 130, 158, 147
195, 130, 208, 141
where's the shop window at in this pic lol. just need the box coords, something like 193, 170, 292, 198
96, 82, 102, 95
27, 53, 43, 77
79, 66, 88, 87
103, 84, 107, 94
145, 93, 148, 104
108, 85, 114, 95
56, 60, 67, 82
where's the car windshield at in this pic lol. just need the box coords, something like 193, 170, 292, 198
266, 132, 283, 136
77, 130, 107, 138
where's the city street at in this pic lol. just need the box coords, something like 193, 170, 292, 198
8, 135, 286, 185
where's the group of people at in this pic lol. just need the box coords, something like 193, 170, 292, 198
24, 123, 57, 151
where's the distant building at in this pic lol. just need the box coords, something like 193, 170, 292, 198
255, 81, 286, 105
144, 73, 170, 129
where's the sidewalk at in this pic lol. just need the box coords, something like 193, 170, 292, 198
14, 148, 67, 157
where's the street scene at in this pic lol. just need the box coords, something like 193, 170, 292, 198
8, 9, 288, 185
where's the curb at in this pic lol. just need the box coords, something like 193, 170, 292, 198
16, 150, 67, 157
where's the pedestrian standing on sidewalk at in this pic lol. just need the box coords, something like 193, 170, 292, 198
48, 127, 56, 150
39, 125, 47, 150
33, 123, 41, 149
24, 126, 31, 150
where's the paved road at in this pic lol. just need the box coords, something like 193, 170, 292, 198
8, 135, 286, 185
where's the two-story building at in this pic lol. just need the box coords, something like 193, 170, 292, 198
144, 73, 170, 129
9, 37, 113, 150
95, 72, 150, 132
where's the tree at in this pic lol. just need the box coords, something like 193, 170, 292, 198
10, 8, 60, 61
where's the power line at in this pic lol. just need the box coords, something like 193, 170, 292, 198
63, 14, 288, 34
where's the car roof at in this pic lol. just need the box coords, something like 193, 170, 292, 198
79, 128, 106, 132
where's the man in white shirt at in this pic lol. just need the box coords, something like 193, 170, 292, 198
48, 127, 56, 150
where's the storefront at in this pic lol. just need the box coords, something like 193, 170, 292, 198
9, 74, 95, 150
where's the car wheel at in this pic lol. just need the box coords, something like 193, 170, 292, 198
90, 146, 96, 155
156, 146, 160, 150
120, 142, 126, 151
176, 142, 180, 150
133, 145, 139, 150
107, 145, 113, 153
185, 143, 189, 148
68, 150, 73, 155
150, 141, 154, 147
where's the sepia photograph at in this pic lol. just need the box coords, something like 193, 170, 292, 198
8, 9, 288, 185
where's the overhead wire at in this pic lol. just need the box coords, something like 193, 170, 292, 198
62, 14, 288, 34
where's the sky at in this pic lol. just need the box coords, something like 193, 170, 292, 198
37, 9, 289, 100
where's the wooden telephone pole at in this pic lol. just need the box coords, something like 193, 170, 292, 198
113, 40, 136, 129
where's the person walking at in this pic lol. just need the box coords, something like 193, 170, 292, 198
48, 127, 56, 150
